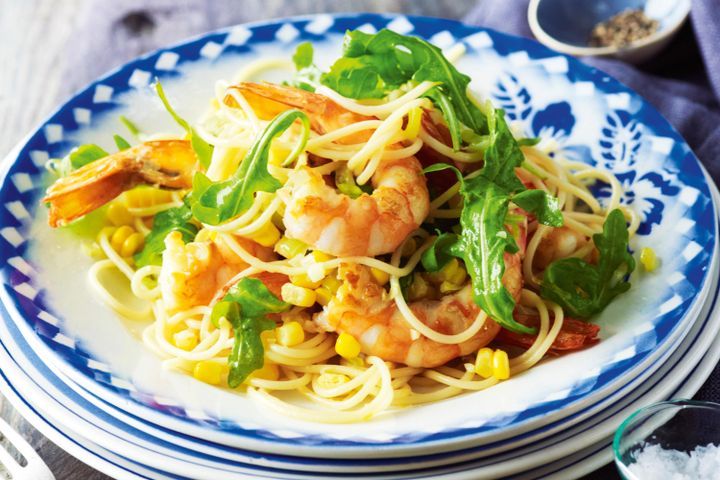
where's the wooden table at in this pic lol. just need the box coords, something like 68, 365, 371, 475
0, 1, 624, 478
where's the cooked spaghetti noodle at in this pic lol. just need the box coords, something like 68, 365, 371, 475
42, 30, 639, 423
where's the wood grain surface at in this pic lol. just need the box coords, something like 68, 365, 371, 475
0, 1, 618, 479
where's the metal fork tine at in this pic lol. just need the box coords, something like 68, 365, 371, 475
0, 415, 51, 478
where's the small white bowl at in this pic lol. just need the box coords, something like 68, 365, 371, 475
528, 0, 691, 64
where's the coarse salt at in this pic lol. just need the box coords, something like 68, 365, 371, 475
625, 442, 720, 480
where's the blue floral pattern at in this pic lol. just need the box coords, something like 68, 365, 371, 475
493, 76, 681, 235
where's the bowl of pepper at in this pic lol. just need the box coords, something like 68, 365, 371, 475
527, 0, 691, 64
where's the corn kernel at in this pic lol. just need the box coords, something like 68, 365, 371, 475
193, 361, 223, 385
250, 362, 279, 381
474, 348, 494, 378
439, 280, 463, 294
640, 247, 659, 272
249, 222, 280, 247
106, 203, 134, 226
173, 330, 198, 351
277, 321, 305, 347
344, 355, 365, 368
97, 226, 116, 243
289, 273, 321, 289
312, 250, 334, 263
120, 232, 145, 257
370, 267, 390, 286
321, 274, 342, 293
408, 274, 430, 300
314, 287, 333, 306
281, 283, 317, 307
110, 225, 134, 252
316, 372, 349, 390
401, 237, 417, 257
492, 349, 510, 380
335, 332, 361, 359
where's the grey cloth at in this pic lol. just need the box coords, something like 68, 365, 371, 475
464, 0, 720, 180
463, 2, 720, 478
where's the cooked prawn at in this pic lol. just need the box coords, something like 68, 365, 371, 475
533, 227, 590, 270
315, 252, 522, 368
43, 140, 196, 227
159, 231, 275, 313
226, 82, 373, 143
230, 82, 430, 257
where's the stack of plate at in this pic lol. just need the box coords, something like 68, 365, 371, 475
1, 14, 718, 480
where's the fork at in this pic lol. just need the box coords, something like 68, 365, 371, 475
0, 416, 54, 480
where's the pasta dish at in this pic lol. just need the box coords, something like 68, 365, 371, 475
41, 29, 640, 423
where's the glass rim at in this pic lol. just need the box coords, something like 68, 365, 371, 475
612, 399, 720, 461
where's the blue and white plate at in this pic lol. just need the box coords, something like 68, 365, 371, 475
0, 223, 718, 478
0, 13, 716, 457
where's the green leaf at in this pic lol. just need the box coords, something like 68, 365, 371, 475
134, 202, 198, 267
210, 278, 289, 388
191, 109, 310, 225
120, 115, 141, 137
480, 108, 525, 193
68, 144, 108, 170
320, 29, 487, 137
113, 134, 132, 151
517, 137, 540, 146
457, 178, 533, 334
155, 81, 213, 168
425, 87, 462, 150
541, 209, 635, 317
289, 42, 323, 92
511, 189, 563, 227
421, 232, 461, 272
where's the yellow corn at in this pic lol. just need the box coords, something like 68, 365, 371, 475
335, 332, 361, 359
120, 232, 145, 257
474, 348, 494, 378
289, 273, 321, 289
492, 349, 510, 380
274, 236, 308, 258
110, 225, 134, 252
439, 280, 463, 294
344, 356, 365, 368
106, 203, 134, 226
370, 267, 390, 286
408, 274, 430, 300
281, 283, 317, 307
314, 287, 333, 306
173, 330, 198, 351
404, 106, 422, 140
250, 362, 280, 381
195, 228, 217, 243
640, 247, 659, 272
316, 372, 349, 390
401, 237, 417, 257
277, 321, 305, 347
311, 250, 333, 263
248, 222, 280, 247
123, 187, 174, 208
193, 361, 224, 385
321, 274, 342, 293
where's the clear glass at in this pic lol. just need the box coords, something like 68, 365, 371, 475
613, 399, 720, 479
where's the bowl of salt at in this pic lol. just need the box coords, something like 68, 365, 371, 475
614, 400, 720, 479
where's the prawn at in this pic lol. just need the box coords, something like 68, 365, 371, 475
159, 231, 277, 313
533, 227, 590, 270
315, 253, 522, 368
231, 82, 430, 257
43, 140, 196, 227
315, 216, 527, 368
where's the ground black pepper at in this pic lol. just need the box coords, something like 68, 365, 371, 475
589, 9, 659, 48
